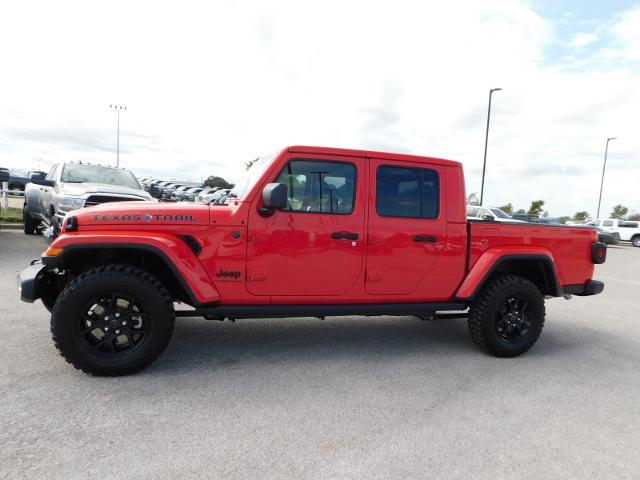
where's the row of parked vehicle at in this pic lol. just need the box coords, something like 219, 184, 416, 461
139, 178, 232, 204
466, 205, 640, 247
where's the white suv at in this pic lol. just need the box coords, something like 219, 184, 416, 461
586, 219, 640, 247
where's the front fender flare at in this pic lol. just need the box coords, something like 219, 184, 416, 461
43, 232, 220, 305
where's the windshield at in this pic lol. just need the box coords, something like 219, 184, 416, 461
61, 164, 141, 189
490, 208, 511, 219
227, 153, 277, 200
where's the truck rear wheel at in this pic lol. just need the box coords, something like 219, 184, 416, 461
467, 274, 545, 357
23, 204, 39, 234
632, 236, 640, 248
51, 265, 175, 376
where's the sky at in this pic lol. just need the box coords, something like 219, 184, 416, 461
0, 0, 638, 218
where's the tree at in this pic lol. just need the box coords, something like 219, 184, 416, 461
628, 213, 640, 221
466, 192, 480, 206
528, 200, 545, 216
497, 203, 513, 214
542, 211, 549, 217
610, 204, 628, 219
204, 176, 234, 189
515, 209, 526, 214
557, 216, 571, 224
573, 211, 589, 221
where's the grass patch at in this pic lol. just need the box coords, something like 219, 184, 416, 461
0, 206, 23, 223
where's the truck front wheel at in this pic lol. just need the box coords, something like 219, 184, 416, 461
632, 236, 640, 248
23, 204, 39, 234
51, 265, 175, 376
467, 274, 545, 357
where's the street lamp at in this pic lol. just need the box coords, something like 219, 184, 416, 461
109, 104, 127, 167
596, 137, 616, 219
480, 87, 502, 206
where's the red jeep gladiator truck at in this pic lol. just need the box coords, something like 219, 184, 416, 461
18, 146, 606, 375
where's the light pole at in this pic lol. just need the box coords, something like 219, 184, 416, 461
480, 87, 502, 206
109, 104, 127, 167
596, 137, 616, 219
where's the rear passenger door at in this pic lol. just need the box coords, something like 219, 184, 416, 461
365, 159, 446, 295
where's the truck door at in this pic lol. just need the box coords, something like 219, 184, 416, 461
365, 159, 446, 295
247, 154, 366, 296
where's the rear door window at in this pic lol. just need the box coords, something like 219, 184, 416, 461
376, 166, 439, 219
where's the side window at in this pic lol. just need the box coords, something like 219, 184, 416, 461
467, 207, 478, 217
274, 159, 356, 214
376, 166, 439, 219
603, 220, 614, 227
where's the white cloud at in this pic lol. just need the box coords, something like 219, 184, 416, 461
570, 32, 598, 48
0, 0, 638, 217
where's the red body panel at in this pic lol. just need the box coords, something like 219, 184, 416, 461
49, 145, 600, 307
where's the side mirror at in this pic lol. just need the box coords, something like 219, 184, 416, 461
482, 214, 493, 221
259, 183, 287, 217
0, 168, 9, 183
31, 179, 55, 187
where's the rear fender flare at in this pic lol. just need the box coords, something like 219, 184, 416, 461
455, 247, 561, 300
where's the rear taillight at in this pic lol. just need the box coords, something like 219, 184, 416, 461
591, 242, 607, 264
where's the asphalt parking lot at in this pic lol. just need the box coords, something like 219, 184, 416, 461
1, 230, 639, 479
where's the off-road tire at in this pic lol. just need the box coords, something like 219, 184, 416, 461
468, 274, 545, 357
51, 265, 175, 376
23, 204, 39, 234
632, 236, 640, 248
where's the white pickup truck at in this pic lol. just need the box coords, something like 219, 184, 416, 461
586, 218, 640, 247
23, 162, 152, 235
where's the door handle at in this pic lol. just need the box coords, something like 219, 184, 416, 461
331, 231, 359, 241
412, 235, 437, 243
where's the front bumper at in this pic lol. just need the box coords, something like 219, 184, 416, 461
18, 263, 48, 303
563, 280, 605, 297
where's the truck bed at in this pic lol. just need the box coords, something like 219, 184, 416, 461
467, 221, 597, 288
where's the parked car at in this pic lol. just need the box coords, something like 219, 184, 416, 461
511, 213, 540, 223
596, 227, 620, 245
180, 187, 204, 202
23, 162, 153, 235
467, 206, 525, 223
210, 188, 232, 204
162, 185, 191, 202
195, 187, 220, 203
4, 169, 47, 193
19, 145, 605, 375
586, 218, 640, 247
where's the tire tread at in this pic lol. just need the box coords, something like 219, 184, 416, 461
51, 264, 175, 376
468, 274, 545, 357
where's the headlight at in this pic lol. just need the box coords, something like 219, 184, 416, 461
58, 195, 86, 211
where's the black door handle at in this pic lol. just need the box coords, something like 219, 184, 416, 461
413, 235, 437, 243
331, 231, 359, 241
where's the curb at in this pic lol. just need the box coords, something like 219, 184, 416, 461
0, 223, 22, 231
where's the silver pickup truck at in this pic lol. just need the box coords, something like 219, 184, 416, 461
23, 162, 153, 235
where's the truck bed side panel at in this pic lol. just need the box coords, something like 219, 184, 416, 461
468, 222, 596, 287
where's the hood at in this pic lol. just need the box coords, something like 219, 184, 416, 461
60, 182, 151, 199
67, 201, 211, 226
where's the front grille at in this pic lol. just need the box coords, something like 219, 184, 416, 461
85, 195, 145, 207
